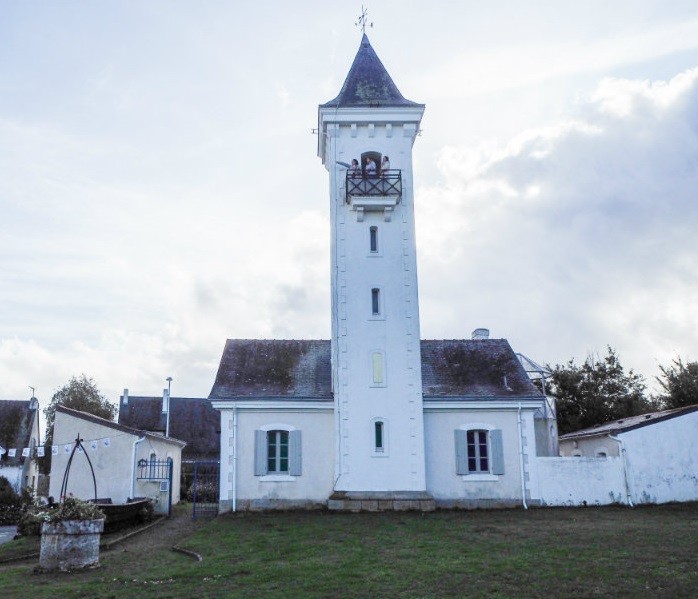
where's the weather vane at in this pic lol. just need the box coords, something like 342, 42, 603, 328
355, 5, 373, 34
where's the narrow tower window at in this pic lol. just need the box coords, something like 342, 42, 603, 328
369, 226, 378, 253
374, 421, 384, 452
372, 352, 384, 384
371, 288, 380, 315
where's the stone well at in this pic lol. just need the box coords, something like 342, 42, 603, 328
40, 519, 104, 571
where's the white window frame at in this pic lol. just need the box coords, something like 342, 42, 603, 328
255, 424, 301, 482
368, 226, 381, 256
371, 417, 389, 457
369, 350, 387, 387
369, 286, 385, 320
455, 424, 504, 482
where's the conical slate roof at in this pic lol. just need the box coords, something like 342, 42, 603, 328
320, 34, 422, 108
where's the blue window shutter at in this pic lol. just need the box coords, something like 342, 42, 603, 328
491, 429, 504, 475
454, 430, 468, 475
289, 430, 302, 476
254, 430, 266, 476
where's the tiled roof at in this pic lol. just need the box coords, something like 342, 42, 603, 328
57, 405, 186, 447
421, 339, 544, 399
208, 339, 542, 401
209, 340, 332, 400
320, 34, 423, 109
118, 396, 219, 460
559, 404, 698, 440
0, 399, 37, 467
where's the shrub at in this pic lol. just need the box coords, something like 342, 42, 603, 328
186, 481, 218, 503
0, 476, 22, 525
16, 497, 105, 537
0, 476, 20, 507
48, 497, 104, 523
16, 508, 45, 536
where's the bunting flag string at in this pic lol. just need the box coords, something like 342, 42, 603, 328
2, 432, 130, 460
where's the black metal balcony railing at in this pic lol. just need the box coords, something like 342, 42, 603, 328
346, 170, 402, 203
136, 458, 172, 480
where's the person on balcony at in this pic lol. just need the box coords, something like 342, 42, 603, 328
381, 156, 390, 176
349, 158, 360, 178
365, 157, 377, 177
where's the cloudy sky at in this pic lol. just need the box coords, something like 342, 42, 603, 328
2, 1, 698, 409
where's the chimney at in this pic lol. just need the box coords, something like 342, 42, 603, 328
162, 388, 169, 414
122, 388, 129, 405
471, 328, 490, 340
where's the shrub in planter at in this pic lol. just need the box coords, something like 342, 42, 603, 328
39, 498, 105, 572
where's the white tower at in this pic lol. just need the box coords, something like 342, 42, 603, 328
319, 35, 429, 498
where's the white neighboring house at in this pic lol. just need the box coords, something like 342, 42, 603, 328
557, 405, 698, 505
0, 397, 41, 493
49, 406, 185, 514
209, 35, 556, 512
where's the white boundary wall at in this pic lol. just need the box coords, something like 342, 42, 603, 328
533, 457, 626, 506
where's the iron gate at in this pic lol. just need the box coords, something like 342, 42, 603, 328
190, 460, 220, 520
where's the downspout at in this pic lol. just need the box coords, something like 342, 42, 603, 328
517, 403, 528, 509
232, 405, 237, 512
609, 435, 634, 507
131, 436, 146, 498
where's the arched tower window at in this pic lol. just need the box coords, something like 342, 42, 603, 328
361, 151, 383, 176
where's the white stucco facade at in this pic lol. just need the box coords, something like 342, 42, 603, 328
49, 408, 185, 513
424, 405, 540, 507
620, 410, 698, 504
319, 106, 427, 493
218, 404, 335, 511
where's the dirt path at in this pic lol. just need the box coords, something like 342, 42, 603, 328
102, 504, 203, 555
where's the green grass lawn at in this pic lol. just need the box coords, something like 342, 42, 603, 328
0, 503, 696, 598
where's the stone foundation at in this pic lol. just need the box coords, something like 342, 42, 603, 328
328, 491, 435, 512
219, 498, 327, 512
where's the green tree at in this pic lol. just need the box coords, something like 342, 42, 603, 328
40, 375, 116, 474
656, 357, 698, 409
549, 347, 658, 435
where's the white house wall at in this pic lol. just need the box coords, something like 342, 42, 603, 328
219, 409, 335, 511
533, 457, 626, 506
559, 436, 620, 457
49, 411, 182, 512
622, 411, 698, 504
424, 408, 537, 508
133, 435, 183, 513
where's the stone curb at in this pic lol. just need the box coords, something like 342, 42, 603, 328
100, 516, 166, 550
172, 545, 203, 561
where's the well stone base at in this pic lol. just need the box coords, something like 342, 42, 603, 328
39, 519, 104, 572
328, 491, 435, 512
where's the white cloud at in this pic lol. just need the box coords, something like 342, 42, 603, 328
417, 67, 698, 388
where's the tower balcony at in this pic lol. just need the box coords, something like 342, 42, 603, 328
345, 170, 402, 205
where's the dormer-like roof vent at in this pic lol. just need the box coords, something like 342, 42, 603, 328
472, 328, 490, 340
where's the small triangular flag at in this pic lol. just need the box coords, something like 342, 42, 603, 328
8, 449, 16, 457
90, 440, 98, 450
21, 448, 30, 457
52, 446, 58, 455
64, 445, 71, 454
37, 446, 45, 457
103, 438, 111, 448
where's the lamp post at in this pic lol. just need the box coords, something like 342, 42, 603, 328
165, 377, 172, 438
